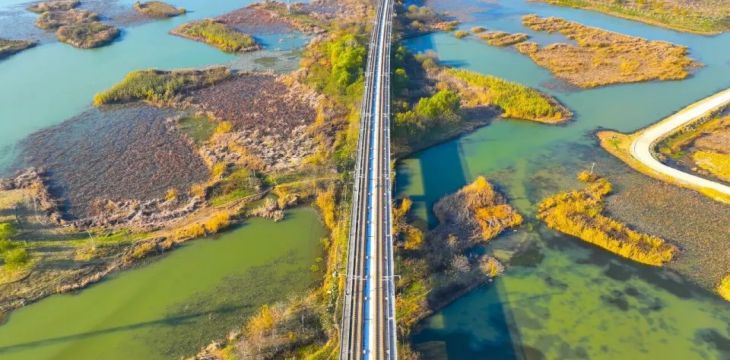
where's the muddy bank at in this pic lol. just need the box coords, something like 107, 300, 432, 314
17, 105, 209, 220
187, 73, 320, 170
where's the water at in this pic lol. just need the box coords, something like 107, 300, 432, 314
0, 208, 325, 359
399, 0, 730, 358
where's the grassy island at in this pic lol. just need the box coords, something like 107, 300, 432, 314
479, 31, 529, 47
396, 176, 522, 332
515, 15, 698, 88
441, 68, 572, 123
172, 19, 259, 53
93, 67, 231, 105
133, 1, 186, 18
0, 39, 36, 59
535, 0, 730, 35
390, 52, 572, 154
56, 21, 119, 49
538, 171, 677, 266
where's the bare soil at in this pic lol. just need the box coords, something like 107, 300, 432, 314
17, 105, 209, 219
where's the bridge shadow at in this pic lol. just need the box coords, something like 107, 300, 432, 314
396, 132, 526, 358
0, 304, 245, 354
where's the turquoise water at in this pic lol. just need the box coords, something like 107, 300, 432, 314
399, 0, 730, 358
0, 208, 325, 359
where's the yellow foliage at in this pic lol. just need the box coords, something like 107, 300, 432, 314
173, 223, 206, 241
403, 226, 424, 250
314, 185, 337, 230
717, 275, 730, 301
215, 121, 233, 134
692, 150, 730, 182
164, 188, 178, 201
246, 304, 275, 335
537, 172, 676, 266
204, 211, 232, 234
211, 163, 228, 178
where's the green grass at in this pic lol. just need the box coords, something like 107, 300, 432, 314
93, 67, 230, 105
176, 114, 217, 145
173, 19, 258, 53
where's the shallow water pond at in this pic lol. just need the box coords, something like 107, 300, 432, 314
0, 208, 324, 360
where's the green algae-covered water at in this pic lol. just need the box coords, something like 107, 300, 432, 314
399, 0, 730, 358
0, 208, 324, 359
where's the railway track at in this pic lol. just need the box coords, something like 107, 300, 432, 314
339, 0, 397, 358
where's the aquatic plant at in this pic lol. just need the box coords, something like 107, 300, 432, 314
172, 19, 258, 53
479, 31, 529, 46
93, 67, 230, 105
537, 171, 677, 266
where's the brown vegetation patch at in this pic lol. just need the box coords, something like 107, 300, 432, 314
133, 1, 185, 18
27, 0, 78, 13
56, 21, 119, 48
216, 6, 294, 34
0, 38, 36, 59
17, 105, 209, 219
516, 15, 699, 88
187, 74, 320, 170
479, 31, 529, 46
35, 9, 96, 29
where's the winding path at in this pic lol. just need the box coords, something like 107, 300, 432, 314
629, 88, 730, 197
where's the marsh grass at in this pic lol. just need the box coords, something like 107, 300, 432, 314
173, 19, 259, 53
538, 171, 677, 266
444, 68, 572, 123
517, 15, 698, 88
93, 67, 230, 105
133, 1, 185, 18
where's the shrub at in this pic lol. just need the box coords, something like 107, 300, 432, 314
204, 211, 232, 233
174, 223, 206, 240
0, 222, 17, 240
133, 1, 186, 18
314, 185, 337, 230
165, 188, 178, 201
3, 247, 29, 269
454, 30, 468, 39
718, 275, 730, 301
